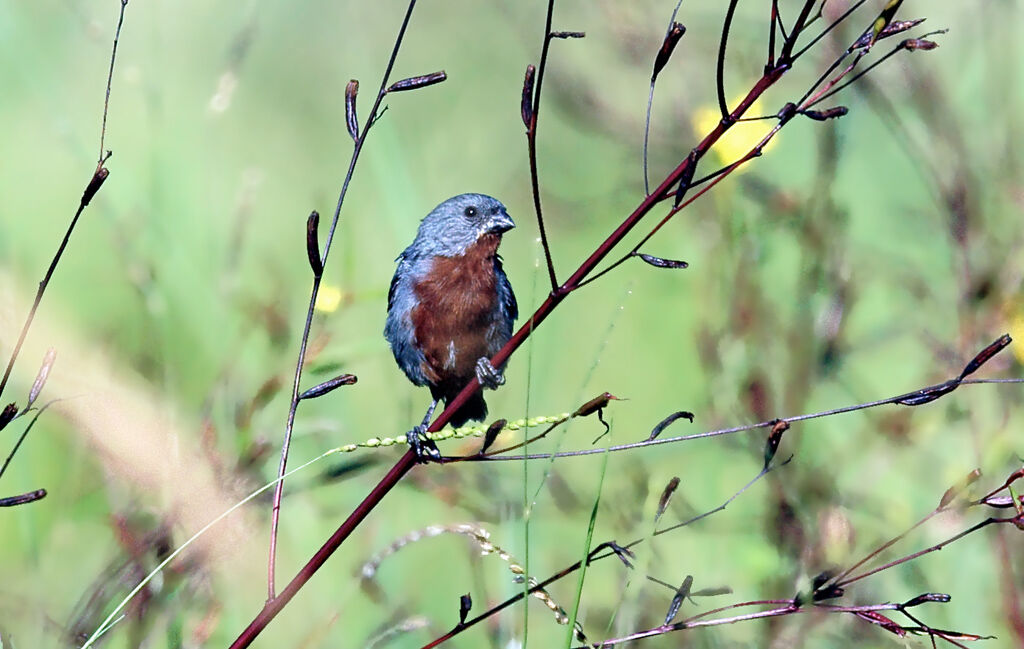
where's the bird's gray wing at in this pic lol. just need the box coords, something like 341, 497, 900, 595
384, 254, 430, 386
495, 256, 517, 325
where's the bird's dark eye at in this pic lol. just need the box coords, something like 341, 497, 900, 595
464, 206, 478, 218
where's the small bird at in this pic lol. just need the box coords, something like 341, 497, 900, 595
385, 193, 518, 459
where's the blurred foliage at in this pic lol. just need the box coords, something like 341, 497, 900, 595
0, 1, 1022, 647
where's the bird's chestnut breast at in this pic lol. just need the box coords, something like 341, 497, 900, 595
410, 234, 503, 384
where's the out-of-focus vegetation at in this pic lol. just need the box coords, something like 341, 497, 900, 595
1, 1, 1022, 647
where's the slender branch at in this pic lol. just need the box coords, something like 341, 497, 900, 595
266, 0, 422, 600
421, 462, 784, 648
644, 0, 686, 195
463, 378, 1021, 462
836, 514, 1022, 589
525, 0, 560, 292
779, 0, 817, 62
795, 47, 863, 110
0, 401, 59, 480
232, 454, 416, 647
578, 112, 789, 290
0, 1, 127, 401
716, 0, 741, 121
98, 0, 129, 163
809, 35, 942, 107
792, 0, 870, 61
775, 4, 790, 43
431, 66, 787, 436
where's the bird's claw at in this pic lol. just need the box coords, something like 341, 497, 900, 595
407, 424, 441, 463
475, 357, 505, 390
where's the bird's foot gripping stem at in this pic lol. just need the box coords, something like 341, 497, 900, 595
406, 425, 441, 463
475, 357, 505, 390
407, 399, 441, 463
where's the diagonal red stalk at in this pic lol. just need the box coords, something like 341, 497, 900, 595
229, 63, 789, 647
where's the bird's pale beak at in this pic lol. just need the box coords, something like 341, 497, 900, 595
486, 210, 515, 235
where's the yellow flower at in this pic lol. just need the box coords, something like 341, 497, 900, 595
1009, 306, 1024, 365
692, 97, 777, 170
314, 284, 344, 313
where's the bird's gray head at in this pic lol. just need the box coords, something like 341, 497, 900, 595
409, 193, 515, 258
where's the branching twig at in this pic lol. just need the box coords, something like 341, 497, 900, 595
716, 0, 741, 121
523, 0, 565, 292
0, 1, 126, 402
265, 0, 431, 601
98, 0, 129, 163
465, 376, 1019, 462
420, 455, 788, 648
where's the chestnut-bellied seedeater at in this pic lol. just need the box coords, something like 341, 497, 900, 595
385, 193, 517, 460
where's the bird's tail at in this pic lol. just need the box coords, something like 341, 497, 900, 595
445, 391, 487, 428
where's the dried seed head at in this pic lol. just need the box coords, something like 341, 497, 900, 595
521, 64, 536, 127
480, 418, 506, 454
27, 348, 57, 410
801, 106, 849, 121
345, 80, 359, 140
82, 166, 110, 206
0, 402, 17, 432
386, 71, 447, 93
652, 22, 686, 82
306, 211, 323, 277
636, 253, 689, 269
902, 38, 939, 51
298, 373, 357, 400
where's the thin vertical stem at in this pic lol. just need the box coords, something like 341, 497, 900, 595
266, 0, 421, 600
526, 0, 560, 292
716, 0, 741, 120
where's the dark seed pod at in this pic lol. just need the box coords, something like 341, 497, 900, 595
636, 253, 688, 269
521, 65, 536, 127
306, 211, 323, 277
0, 402, 17, 432
652, 22, 686, 83
82, 166, 110, 206
386, 71, 447, 93
801, 106, 848, 121
480, 419, 506, 454
299, 374, 357, 400
655, 476, 680, 520
345, 80, 359, 140
458, 593, 472, 624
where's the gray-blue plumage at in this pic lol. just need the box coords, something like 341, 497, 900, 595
385, 194, 517, 426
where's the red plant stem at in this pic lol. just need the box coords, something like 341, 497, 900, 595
436, 66, 787, 428
231, 453, 416, 648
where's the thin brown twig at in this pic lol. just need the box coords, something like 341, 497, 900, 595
525, 0, 561, 292
463, 377, 1021, 462
578, 16, 944, 292
837, 513, 1023, 589
420, 461, 786, 649
716, 0, 740, 121
99, 0, 129, 163
266, 0, 424, 601
0, 0, 126, 402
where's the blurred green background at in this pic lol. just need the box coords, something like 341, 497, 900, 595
1, 1, 1022, 647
